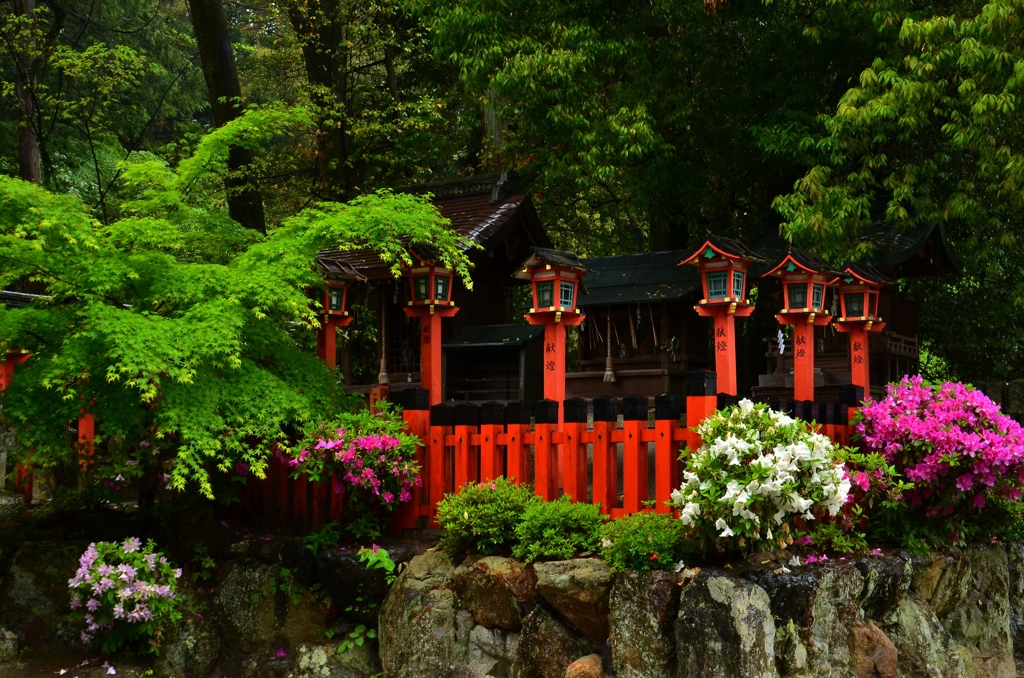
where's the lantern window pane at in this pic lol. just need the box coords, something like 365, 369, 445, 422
435, 275, 450, 302
559, 281, 575, 308
732, 271, 745, 299
328, 288, 344, 312
812, 284, 824, 310
537, 281, 555, 308
707, 272, 728, 300
787, 282, 808, 309
414, 276, 430, 301
869, 292, 879, 317
845, 292, 864, 316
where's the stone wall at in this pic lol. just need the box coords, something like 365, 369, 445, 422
381, 545, 1024, 678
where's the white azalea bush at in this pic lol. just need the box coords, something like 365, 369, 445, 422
671, 399, 851, 552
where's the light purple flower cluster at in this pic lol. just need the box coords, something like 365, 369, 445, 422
68, 538, 182, 651
857, 376, 1024, 515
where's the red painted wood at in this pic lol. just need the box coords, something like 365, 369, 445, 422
561, 421, 587, 502
428, 424, 450, 528
622, 418, 648, 514
533, 422, 557, 500
454, 424, 478, 491
685, 395, 718, 453
403, 306, 459, 406
793, 321, 816, 402
77, 413, 95, 471
654, 418, 680, 514
505, 424, 529, 485
479, 424, 503, 483
395, 409, 429, 529
591, 420, 616, 514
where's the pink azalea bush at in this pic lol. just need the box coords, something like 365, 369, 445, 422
68, 538, 182, 654
856, 376, 1024, 522
287, 405, 421, 538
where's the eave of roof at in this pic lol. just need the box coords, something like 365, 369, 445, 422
442, 324, 543, 348
316, 172, 551, 281
577, 250, 701, 307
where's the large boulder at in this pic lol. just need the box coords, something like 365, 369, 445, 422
744, 561, 864, 677
675, 570, 775, 678
1, 540, 83, 642
858, 553, 914, 624
885, 597, 974, 678
929, 546, 1015, 677
1007, 541, 1024, 673
213, 559, 330, 654
533, 559, 612, 642
286, 641, 383, 678
608, 570, 677, 678
454, 556, 537, 631
0, 494, 24, 524
468, 624, 520, 677
378, 549, 471, 678
153, 614, 221, 678
516, 605, 592, 678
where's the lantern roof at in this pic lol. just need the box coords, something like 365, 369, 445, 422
762, 246, 839, 278
513, 247, 587, 280
832, 262, 894, 286
677, 232, 765, 268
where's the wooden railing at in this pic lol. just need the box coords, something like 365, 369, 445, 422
388, 389, 859, 530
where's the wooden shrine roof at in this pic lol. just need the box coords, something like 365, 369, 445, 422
577, 250, 701, 308
316, 172, 551, 281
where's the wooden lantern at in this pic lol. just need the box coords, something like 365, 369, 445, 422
831, 263, 890, 394
677, 233, 763, 396
402, 252, 460, 406
323, 281, 350, 318
762, 247, 836, 402
407, 263, 455, 310
515, 248, 587, 421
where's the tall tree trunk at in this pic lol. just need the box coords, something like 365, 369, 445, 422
187, 0, 266, 233
288, 0, 351, 200
15, 0, 40, 184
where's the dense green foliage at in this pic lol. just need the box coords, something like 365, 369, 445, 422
599, 511, 691, 574
0, 106, 472, 497
5, 0, 1024, 507
512, 496, 604, 563
436, 478, 539, 558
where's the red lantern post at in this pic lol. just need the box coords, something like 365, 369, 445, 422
762, 248, 835, 402
831, 264, 889, 394
516, 249, 587, 421
315, 280, 356, 368
403, 258, 459, 406
677, 234, 762, 396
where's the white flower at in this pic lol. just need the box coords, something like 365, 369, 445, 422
788, 555, 801, 567
680, 502, 702, 526
766, 528, 773, 540
720, 480, 742, 502
738, 398, 755, 415
673, 560, 688, 573
670, 488, 685, 505
601, 539, 613, 549
715, 518, 734, 538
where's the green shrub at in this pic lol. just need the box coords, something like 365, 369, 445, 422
600, 511, 690, 573
437, 478, 539, 558
512, 496, 605, 563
